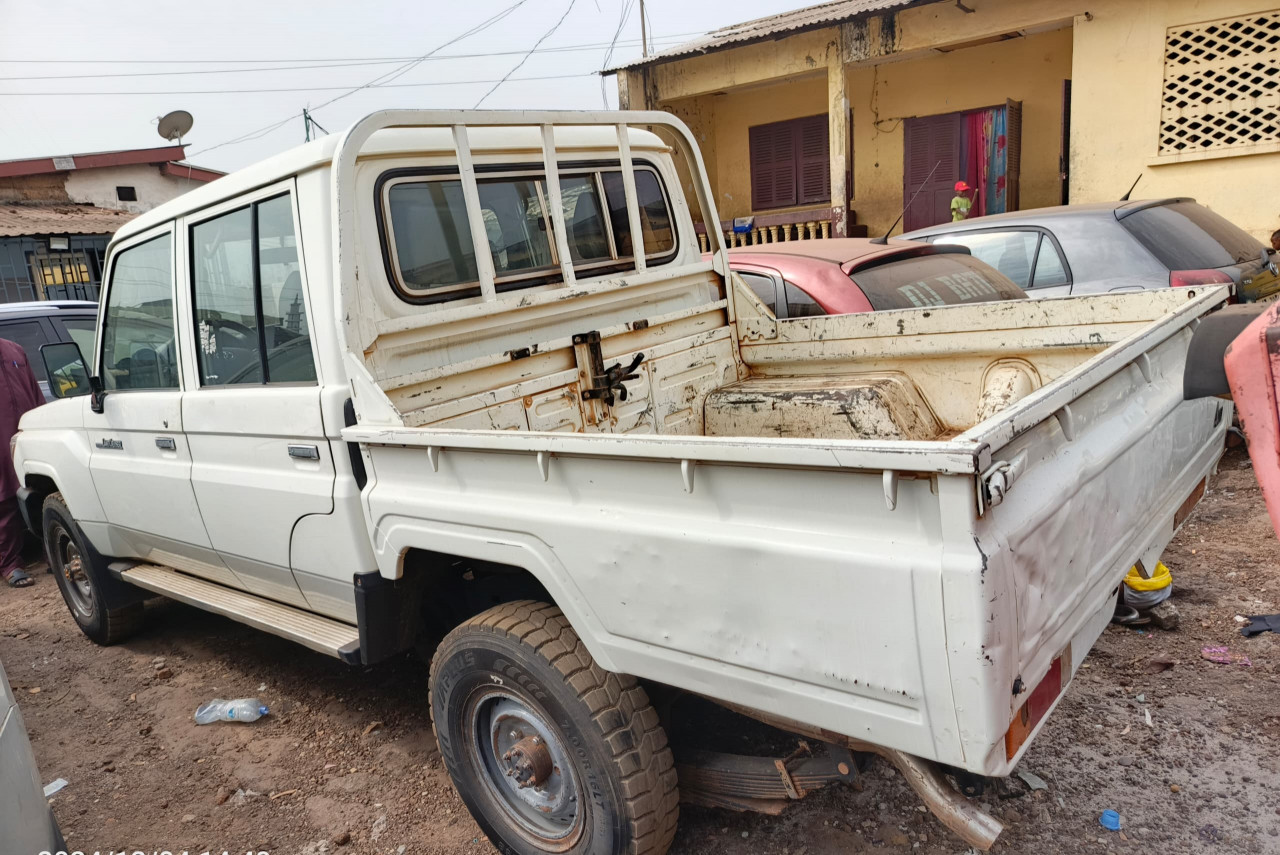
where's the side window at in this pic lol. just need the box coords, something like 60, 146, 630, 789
100, 234, 178, 391
0, 320, 52, 385
930, 231, 1039, 290
736, 272, 779, 315
783, 281, 825, 318
1031, 238, 1070, 288
191, 194, 316, 387
58, 318, 98, 367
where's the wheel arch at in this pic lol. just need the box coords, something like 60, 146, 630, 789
371, 519, 616, 671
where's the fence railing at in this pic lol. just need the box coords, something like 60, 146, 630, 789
694, 208, 865, 251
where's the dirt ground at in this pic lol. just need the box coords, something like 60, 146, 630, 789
3, 447, 1279, 855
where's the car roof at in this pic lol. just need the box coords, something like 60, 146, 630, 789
0, 300, 97, 315
726, 237, 930, 266
902, 198, 1193, 238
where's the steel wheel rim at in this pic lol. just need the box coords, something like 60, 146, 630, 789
51, 523, 93, 618
465, 689, 584, 849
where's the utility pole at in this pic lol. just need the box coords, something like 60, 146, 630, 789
640, 0, 648, 57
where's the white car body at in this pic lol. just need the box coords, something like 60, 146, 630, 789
14, 111, 1228, 848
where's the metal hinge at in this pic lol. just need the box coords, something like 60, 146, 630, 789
980, 450, 1028, 509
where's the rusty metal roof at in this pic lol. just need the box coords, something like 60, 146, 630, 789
603, 0, 919, 72
0, 203, 137, 238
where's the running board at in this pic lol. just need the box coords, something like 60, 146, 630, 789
119, 563, 362, 664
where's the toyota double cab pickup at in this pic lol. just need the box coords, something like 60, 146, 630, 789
14, 111, 1228, 854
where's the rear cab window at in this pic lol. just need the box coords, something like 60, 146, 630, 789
849, 252, 1027, 310
380, 164, 677, 304
1119, 201, 1264, 270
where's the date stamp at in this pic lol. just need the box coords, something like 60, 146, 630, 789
39, 851, 270, 855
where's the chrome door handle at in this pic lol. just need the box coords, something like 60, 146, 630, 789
288, 444, 320, 460
155, 437, 176, 451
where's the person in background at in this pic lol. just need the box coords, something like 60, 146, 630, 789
1, 338, 44, 588
951, 181, 974, 222
1271, 228, 1279, 253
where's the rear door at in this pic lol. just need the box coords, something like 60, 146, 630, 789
179, 183, 332, 608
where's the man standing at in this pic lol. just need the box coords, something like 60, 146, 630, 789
1, 338, 44, 588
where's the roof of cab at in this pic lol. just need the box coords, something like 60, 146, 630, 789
114, 122, 669, 245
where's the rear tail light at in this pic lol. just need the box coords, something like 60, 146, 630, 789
1170, 269, 1234, 288
1004, 648, 1071, 760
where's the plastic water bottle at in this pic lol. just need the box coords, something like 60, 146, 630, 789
194, 698, 269, 725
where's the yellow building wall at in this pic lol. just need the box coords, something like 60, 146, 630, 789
1070, 0, 1280, 240
702, 74, 830, 221
846, 26, 1074, 236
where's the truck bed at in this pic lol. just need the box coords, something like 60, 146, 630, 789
346, 285, 1229, 776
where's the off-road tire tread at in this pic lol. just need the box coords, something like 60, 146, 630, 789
430, 600, 679, 855
43, 492, 145, 644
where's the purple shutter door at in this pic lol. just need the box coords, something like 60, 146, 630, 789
750, 124, 775, 209
902, 114, 962, 232
798, 115, 830, 205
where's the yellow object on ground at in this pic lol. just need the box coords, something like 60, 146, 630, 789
1125, 562, 1172, 592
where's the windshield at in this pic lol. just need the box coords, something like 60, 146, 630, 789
1120, 201, 1264, 270
850, 252, 1027, 311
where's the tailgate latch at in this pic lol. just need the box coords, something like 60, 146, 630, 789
981, 450, 1028, 509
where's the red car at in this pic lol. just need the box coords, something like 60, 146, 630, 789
722, 238, 1026, 317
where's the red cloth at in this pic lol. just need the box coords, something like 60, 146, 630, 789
0, 338, 45, 502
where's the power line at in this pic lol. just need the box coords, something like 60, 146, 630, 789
0, 33, 702, 65
187, 0, 534, 158
0, 71, 596, 98
599, 0, 637, 108
475, 0, 578, 108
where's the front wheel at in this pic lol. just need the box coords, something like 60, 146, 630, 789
429, 601, 678, 855
43, 493, 144, 645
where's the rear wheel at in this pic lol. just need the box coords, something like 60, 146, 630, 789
430, 601, 678, 855
43, 493, 144, 645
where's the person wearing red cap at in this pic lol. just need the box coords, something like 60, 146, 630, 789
950, 180, 974, 222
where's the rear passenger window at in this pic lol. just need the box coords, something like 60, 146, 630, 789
0, 321, 51, 384
783, 281, 825, 318
100, 234, 179, 391
930, 230, 1062, 291
383, 165, 677, 303
190, 194, 316, 386
736, 272, 779, 315
1032, 240, 1069, 288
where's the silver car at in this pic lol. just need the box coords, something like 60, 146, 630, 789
904, 198, 1279, 301
0, 656, 64, 852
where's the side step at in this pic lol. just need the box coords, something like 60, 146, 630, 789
119, 564, 362, 663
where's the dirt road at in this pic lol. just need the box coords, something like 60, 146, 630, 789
3, 448, 1279, 854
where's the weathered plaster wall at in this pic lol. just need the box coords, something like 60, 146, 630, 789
705, 73, 829, 221
1070, 0, 1280, 240
847, 26, 1073, 236
63, 163, 190, 213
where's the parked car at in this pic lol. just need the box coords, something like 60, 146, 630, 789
723, 238, 1026, 318
0, 656, 66, 851
0, 300, 98, 401
904, 198, 1280, 301
14, 111, 1230, 854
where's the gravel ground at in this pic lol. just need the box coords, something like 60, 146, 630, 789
3, 447, 1278, 855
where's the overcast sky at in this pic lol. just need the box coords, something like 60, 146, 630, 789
0, 0, 802, 173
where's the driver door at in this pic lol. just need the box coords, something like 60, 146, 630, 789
85, 227, 234, 583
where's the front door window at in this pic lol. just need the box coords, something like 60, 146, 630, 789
99, 235, 178, 391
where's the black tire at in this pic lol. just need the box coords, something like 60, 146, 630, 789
42, 492, 144, 645
430, 601, 678, 855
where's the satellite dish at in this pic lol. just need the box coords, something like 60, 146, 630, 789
156, 110, 194, 143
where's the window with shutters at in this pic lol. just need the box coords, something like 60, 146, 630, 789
1159, 12, 1280, 157
748, 115, 830, 210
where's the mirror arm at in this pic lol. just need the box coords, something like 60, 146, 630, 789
89, 375, 107, 414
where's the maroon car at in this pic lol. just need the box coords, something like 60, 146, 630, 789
723, 238, 1026, 317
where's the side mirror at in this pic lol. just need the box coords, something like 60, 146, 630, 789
1265, 247, 1279, 277
39, 342, 91, 400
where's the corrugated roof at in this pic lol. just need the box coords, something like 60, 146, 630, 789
0, 203, 137, 238
603, 0, 918, 72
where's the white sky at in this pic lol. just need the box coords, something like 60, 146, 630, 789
0, 0, 803, 173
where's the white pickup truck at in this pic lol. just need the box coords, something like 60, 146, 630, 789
14, 111, 1227, 854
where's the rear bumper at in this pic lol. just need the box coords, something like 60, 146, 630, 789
15, 487, 41, 536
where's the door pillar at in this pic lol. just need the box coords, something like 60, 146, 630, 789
827, 40, 850, 237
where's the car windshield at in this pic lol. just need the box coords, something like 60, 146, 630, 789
1119, 201, 1264, 270
849, 252, 1026, 311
